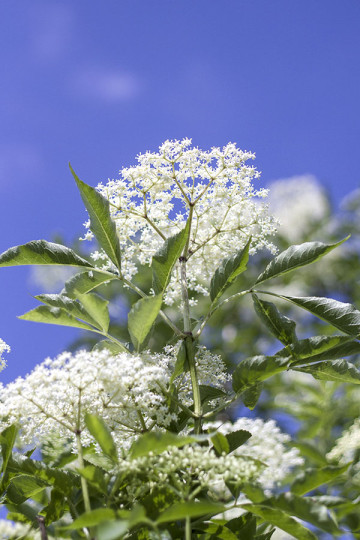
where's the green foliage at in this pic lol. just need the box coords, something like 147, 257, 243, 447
70, 164, 122, 271
128, 294, 163, 350
85, 414, 118, 463
210, 237, 251, 303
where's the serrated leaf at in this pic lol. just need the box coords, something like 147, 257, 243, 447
232, 355, 290, 393
93, 339, 128, 354
76, 292, 110, 332
226, 513, 257, 538
70, 164, 121, 271
7, 475, 48, 504
78, 464, 108, 493
240, 503, 317, 540
264, 492, 339, 535
296, 359, 360, 384
226, 429, 252, 452
255, 237, 349, 285
252, 294, 297, 345
152, 221, 190, 294
63, 269, 118, 297
85, 414, 118, 463
242, 383, 263, 409
199, 385, 227, 403
275, 335, 359, 366
195, 523, 238, 540
0, 424, 18, 485
276, 294, 360, 336
43, 488, 66, 525
35, 293, 100, 329
129, 431, 206, 459
128, 294, 162, 351
157, 500, 226, 524
211, 432, 230, 455
18, 305, 93, 330
210, 237, 251, 303
292, 464, 350, 495
0, 240, 93, 269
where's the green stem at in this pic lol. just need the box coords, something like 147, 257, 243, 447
180, 206, 202, 434
75, 431, 92, 514
185, 516, 192, 540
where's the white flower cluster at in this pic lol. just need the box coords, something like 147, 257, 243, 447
0, 349, 174, 450
117, 443, 261, 502
207, 418, 303, 490
327, 418, 360, 463
0, 345, 229, 452
0, 338, 10, 371
267, 175, 329, 243
84, 139, 277, 305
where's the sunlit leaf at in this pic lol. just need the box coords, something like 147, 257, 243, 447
292, 464, 350, 496
70, 164, 122, 271
255, 237, 349, 285
18, 305, 93, 330
252, 294, 297, 345
76, 292, 110, 333
233, 355, 290, 393
210, 238, 251, 303
129, 431, 206, 459
35, 293, 100, 329
63, 269, 118, 297
128, 294, 163, 351
152, 221, 190, 294
157, 500, 226, 524
85, 414, 118, 463
296, 359, 360, 384
0, 240, 93, 269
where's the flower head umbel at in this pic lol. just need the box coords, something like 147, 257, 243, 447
0, 338, 10, 372
83, 139, 277, 304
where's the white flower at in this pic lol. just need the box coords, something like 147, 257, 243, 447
0, 338, 10, 371
267, 175, 329, 243
327, 417, 360, 463
207, 417, 303, 491
83, 139, 277, 305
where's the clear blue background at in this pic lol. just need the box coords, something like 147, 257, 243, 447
1, 0, 359, 382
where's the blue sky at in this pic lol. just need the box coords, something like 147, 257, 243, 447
1, 0, 360, 382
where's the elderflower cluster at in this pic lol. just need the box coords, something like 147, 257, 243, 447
327, 418, 360, 463
0, 345, 229, 452
0, 338, 10, 371
268, 175, 329, 243
206, 418, 303, 490
83, 139, 277, 305
117, 443, 261, 502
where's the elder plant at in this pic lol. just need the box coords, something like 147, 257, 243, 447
1, 140, 360, 539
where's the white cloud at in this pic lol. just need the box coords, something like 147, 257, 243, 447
71, 68, 141, 102
29, 4, 74, 62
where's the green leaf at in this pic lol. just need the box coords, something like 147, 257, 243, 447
292, 464, 350, 495
128, 294, 163, 351
63, 269, 118, 297
93, 339, 128, 354
276, 335, 359, 366
292, 442, 328, 466
0, 424, 18, 480
85, 414, 118, 463
255, 237, 349, 285
226, 430, 252, 453
78, 464, 108, 493
252, 294, 297, 345
226, 513, 257, 538
97, 520, 129, 540
296, 359, 360, 384
129, 431, 206, 459
76, 292, 110, 332
7, 475, 48, 504
211, 432, 230, 455
18, 305, 93, 330
35, 293, 100, 329
152, 221, 190, 294
157, 500, 226, 524
70, 164, 121, 271
43, 488, 66, 525
240, 503, 317, 540
242, 383, 263, 409
277, 294, 360, 336
232, 355, 290, 393
195, 523, 238, 540
265, 493, 339, 535
0, 240, 93, 269
66, 508, 118, 529
199, 385, 227, 404
210, 237, 251, 303
170, 341, 188, 383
